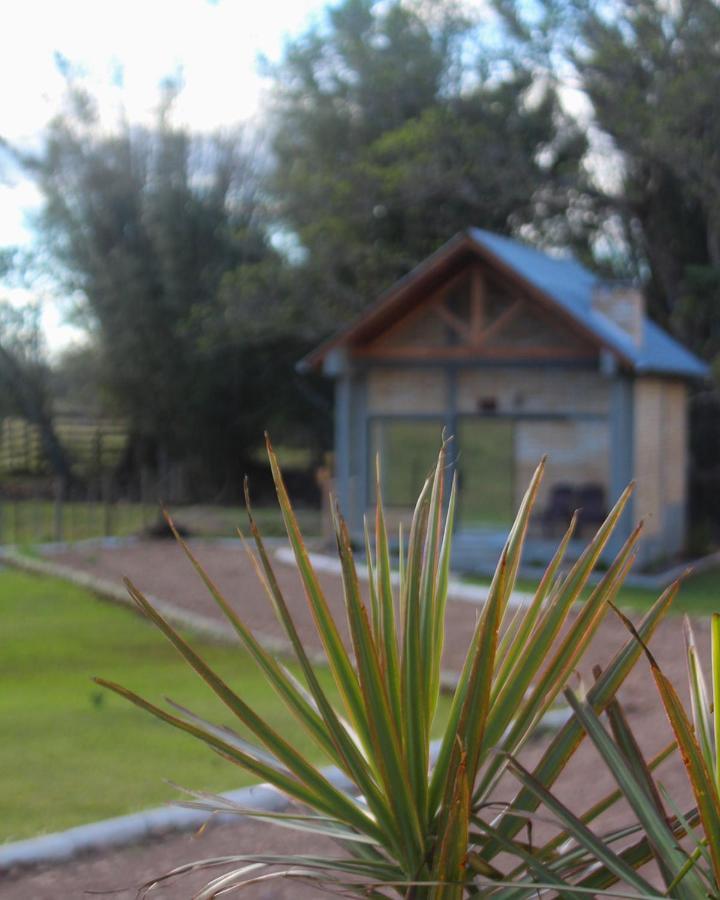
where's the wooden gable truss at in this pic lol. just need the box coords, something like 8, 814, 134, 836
355, 265, 597, 362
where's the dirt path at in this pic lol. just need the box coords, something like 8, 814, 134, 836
3, 538, 704, 897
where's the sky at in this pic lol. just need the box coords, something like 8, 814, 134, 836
0, 0, 330, 350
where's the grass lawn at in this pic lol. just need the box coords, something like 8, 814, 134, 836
1, 568, 411, 842
615, 567, 720, 615
2, 500, 320, 545
465, 566, 720, 615
2, 500, 146, 545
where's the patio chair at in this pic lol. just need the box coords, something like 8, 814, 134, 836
576, 483, 607, 535
542, 483, 576, 536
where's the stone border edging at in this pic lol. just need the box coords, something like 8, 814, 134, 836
0, 765, 353, 872
512, 550, 720, 592
0, 547, 305, 660
0, 544, 572, 871
273, 546, 535, 608
0, 703, 573, 873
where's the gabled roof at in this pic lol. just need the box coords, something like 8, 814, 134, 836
301, 228, 709, 379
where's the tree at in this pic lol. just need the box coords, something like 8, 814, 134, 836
492, 0, 720, 538
492, 0, 720, 363
16, 79, 319, 489
266, 0, 591, 320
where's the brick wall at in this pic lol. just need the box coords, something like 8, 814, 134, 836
515, 419, 610, 511
367, 367, 447, 414
456, 367, 609, 416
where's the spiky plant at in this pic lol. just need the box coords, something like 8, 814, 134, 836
97, 439, 673, 897
498, 605, 720, 899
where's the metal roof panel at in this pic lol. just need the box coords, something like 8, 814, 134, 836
469, 228, 709, 379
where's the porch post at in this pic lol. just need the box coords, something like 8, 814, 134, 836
445, 365, 459, 467
608, 371, 635, 557
444, 366, 461, 533
327, 349, 352, 521
350, 372, 368, 536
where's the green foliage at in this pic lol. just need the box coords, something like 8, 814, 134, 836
492, 0, 720, 533
18, 77, 324, 483
492, 0, 720, 356
519, 609, 720, 899
102, 440, 674, 897
266, 0, 590, 320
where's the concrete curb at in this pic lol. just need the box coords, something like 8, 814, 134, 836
475, 549, 720, 592
273, 546, 535, 608
0, 547, 308, 661
0, 766, 354, 872
0, 701, 572, 873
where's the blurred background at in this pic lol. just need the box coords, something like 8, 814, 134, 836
0, 0, 718, 543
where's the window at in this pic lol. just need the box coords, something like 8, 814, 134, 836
369, 419, 445, 507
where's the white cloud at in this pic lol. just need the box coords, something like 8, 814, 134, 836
1, 0, 326, 139
0, 0, 327, 348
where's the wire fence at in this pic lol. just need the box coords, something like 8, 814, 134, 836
0, 414, 326, 546
0, 414, 177, 545
0, 479, 155, 546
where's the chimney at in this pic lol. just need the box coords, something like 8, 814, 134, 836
592, 283, 645, 346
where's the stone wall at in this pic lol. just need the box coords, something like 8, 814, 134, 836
456, 367, 609, 416
633, 378, 687, 557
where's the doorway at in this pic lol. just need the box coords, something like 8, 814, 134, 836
456, 418, 515, 528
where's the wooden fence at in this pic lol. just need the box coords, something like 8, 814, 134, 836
0, 416, 129, 477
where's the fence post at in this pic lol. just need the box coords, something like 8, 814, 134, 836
140, 466, 152, 528
31, 485, 41, 545
53, 476, 65, 543
102, 473, 113, 537
316, 461, 334, 547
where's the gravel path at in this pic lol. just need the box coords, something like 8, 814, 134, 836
4, 538, 704, 897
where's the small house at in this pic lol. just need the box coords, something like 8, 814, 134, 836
300, 229, 708, 568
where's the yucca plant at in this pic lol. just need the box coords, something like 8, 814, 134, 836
97, 438, 675, 898
572, 609, 720, 897
495, 607, 720, 899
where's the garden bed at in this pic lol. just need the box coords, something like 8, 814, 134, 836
2, 537, 710, 896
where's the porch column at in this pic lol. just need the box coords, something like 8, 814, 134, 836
327, 349, 352, 521
445, 365, 459, 475
334, 374, 352, 518
349, 371, 368, 536
607, 372, 635, 557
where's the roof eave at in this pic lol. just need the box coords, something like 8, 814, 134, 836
635, 362, 711, 380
